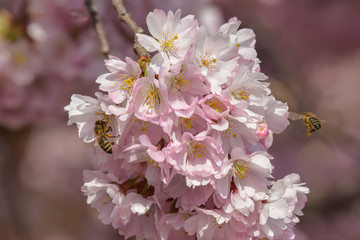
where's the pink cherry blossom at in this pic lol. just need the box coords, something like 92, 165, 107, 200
194, 26, 239, 94
96, 56, 142, 104
219, 17, 258, 60
137, 9, 197, 66
164, 175, 214, 211
66, 8, 309, 240
158, 61, 210, 118
129, 67, 168, 123
222, 62, 270, 107
82, 170, 124, 225
167, 131, 225, 187
111, 193, 161, 239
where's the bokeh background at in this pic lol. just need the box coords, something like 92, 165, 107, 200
1, 0, 359, 239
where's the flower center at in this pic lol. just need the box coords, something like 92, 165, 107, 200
223, 119, 237, 138
187, 140, 205, 160
233, 160, 248, 180
198, 50, 217, 72
205, 97, 227, 113
181, 117, 194, 130
142, 83, 161, 109
158, 32, 179, 53
133, 117, 149, 131
232, 87, 251, 100
169, 70, 189, 93
118, 73, 137, 96
211, 216, 225, 229
141, 150, 158, 167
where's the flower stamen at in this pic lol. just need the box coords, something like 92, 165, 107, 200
187, 140, 205, 160
198, 50, 217, 72
233, 160, 248, 180
157, 32, 179, 53
118, 72, 137, 96
169, 70, 190, 93
141, 150, 158, 167
142, 84, 161, 109
181, 117, 194, 130
133, 117, 149, 132
211, 217, 224, 229
223, 119, 238, 138
232, 87, 251, 100
205, 97, 227, 113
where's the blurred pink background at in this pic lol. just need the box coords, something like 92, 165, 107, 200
1, 0, 359, 239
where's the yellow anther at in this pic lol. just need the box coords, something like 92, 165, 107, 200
187, 140, 205, 160
142, 150, 158, 167
158, 33, 179, 53
133, 118, 149, 132
170, 70, 190, 93
205, 97, 227, 113
197, 50, 217, 72
181, 117, 194, 129
103, 197, 112, 204
233, 160, 249, 180
118, 74, 137, 96
142, 84, 161, 109
232, 87, 251, 100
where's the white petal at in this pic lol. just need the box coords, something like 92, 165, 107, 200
269, 199, 289, 219
136, 34, 160, 52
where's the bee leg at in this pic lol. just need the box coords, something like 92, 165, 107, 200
303, 121, 311, 131
106, 126, 112, 133
106, 134, 118, 138
307, 128, 316, 136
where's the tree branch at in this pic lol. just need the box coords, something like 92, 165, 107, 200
85, 0, 110, 58
111, 0, 150, 58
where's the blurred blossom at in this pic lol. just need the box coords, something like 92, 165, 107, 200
19, 123, 87, 193
197, 4, 224, 34
310, 51, 360, 142
0, 0, 125, 129
256, 0, 284, 7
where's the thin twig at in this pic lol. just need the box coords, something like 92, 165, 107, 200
85, 0, 110, 58
111, 0, 150, 58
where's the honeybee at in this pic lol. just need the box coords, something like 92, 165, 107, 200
288, 112, 322, 136
94, 117, 116, 154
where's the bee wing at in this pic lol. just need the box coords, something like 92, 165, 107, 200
318, 118, 326, 124
288, 112, 303, 121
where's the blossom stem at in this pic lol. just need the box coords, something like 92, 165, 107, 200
85, 0, 110, 58
111, 0, 150, 58
140, 181, 148, 196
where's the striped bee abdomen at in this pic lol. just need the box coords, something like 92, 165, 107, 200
98, 135, 112, 154
309, 117, 321, 130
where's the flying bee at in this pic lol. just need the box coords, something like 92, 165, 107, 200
288, 112, 322, 136
94, 117, 116, 154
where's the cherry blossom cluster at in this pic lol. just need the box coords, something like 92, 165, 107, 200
65, 9, 309, 240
